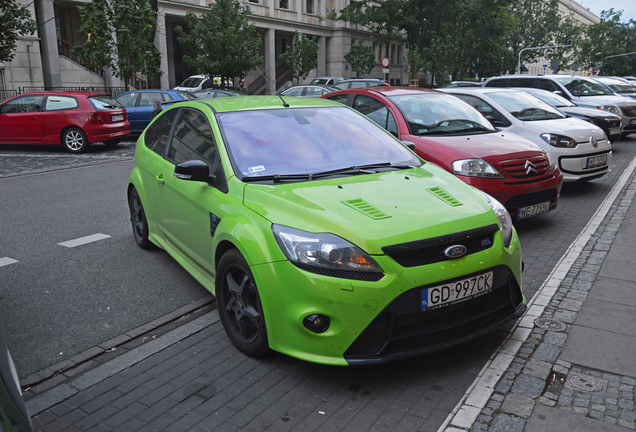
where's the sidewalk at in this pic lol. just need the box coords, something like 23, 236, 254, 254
443, 157, 636, 432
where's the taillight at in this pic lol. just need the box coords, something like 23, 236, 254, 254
88, 113, 104, 124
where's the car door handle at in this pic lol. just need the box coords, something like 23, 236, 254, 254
155, 174, 164, 185
30, 117, 38, 120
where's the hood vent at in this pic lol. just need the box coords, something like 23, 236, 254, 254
427, 187, 463, 207
342, 199, 391, 220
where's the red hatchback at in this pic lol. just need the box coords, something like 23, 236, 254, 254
324, 87, 563, 219
0, 91, 130, 152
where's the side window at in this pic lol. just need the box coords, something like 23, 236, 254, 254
116, 93, 138, 108
162, 93, 174, 101
350, 81, 367, 89
284, 88, 304, 97
215, 92, 231, 98
456, 94, 511, 127
509, 78, 535, 88
352, 95, 394, 131
0, 95, 44, 113
305, 87, 324, 97
168, 109, 218, 166
535, 79, 560, 93
326, 94, 350, 105
144, 108, 178, 156
139, 92, 164, 107
44, 95, 78, 111
485, 79, 507, 88
202, 79, 213, 89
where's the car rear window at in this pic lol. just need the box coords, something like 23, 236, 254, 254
89, 95, 124, 110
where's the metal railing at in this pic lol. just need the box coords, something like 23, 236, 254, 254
0, 90, 18, 102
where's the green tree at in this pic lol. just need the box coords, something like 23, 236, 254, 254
73, 0, 162, 87
280, 31, 319, 85
0, 0, 37, 64
345, 41, 376, 78
176, 0, 262, 88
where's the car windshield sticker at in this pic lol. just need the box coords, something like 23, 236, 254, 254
210, 213, 221, 237
248, 165, 265, 174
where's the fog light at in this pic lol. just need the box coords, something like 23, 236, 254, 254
303, 314, 330, 333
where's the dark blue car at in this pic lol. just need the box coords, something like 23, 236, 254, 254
116, 89, 195, 134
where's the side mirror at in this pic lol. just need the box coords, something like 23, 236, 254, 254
174, 160, 216, 186
401, 140, 416, 151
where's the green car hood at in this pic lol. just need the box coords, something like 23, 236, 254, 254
242, 165, 499, 255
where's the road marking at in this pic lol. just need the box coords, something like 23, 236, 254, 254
0, 257, 18, 267
58, 233, 111, 248
439, 154, 636, 432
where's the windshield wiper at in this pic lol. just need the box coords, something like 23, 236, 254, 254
241, 162, 417, 183
242, 173, 312, 183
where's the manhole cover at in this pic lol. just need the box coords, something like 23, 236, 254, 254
534, 318, 567, 331
565, 373, 607, 393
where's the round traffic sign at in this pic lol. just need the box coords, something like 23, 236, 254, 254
381, 57, 390, 68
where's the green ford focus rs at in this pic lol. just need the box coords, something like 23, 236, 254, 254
127, 96, 526, 366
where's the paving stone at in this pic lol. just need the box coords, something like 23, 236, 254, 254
523, 359, 552, 380
539, 396, 556, 407
619, 399, 635, 410
511, 374, 545, 399
489, 414, 526, 432
501, 393, 535, 418
532, 344, 561, 363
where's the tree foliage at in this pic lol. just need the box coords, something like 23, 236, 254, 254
572, 9, 636, 76
176, 0, 262, 88
0, 0, 37, 64
73, 0, 162, 87
344, 42, 376, 78
280, 31, 319, 85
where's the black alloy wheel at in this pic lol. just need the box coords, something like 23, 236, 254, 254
128, 188, 154, 249
216, 249, 270, 357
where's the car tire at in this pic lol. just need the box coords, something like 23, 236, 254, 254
62, 127, 89, 153
104, 139, 121, 147
128, 188, 155, 250
216, 249, 270, 357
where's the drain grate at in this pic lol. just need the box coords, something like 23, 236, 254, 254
534, 318, 567, 331
565, 372, 608, 394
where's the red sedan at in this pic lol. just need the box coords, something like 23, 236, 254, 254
324, 87, 563, 219
0, 91, 130, 153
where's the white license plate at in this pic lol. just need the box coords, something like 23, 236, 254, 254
631, 119, 636, 125
421, 271, 494, 311
111, 114, 124, 122
518, 202, 550, 219
583, 154, 607, 169
609, 127, 622, 135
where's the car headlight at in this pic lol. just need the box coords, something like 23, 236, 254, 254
452, 159, 505, 178
272, 225, 383, 275
598, 105, 620, 115
543, 152, 557, 171
481, 192, 513, 248
540, 133, 577, 148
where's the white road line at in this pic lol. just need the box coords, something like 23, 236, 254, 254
0, 257, 19, 267
58, 233, 111, 248
439, 154, 636, 432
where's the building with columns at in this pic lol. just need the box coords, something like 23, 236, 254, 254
0, 0, 408, 96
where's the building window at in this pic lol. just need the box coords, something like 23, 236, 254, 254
0, 69, 5, 90
280, 0, 289, 9
306, 0, 314, 14
249, 0, 258, 3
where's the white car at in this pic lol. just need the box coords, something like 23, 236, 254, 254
174, 75, 233, 91
444, 88, 611, 182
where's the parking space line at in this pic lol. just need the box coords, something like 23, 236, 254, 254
0, 257, 18, 267
58, 233, 111, 248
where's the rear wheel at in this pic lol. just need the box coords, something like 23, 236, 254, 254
62, 128, 88, 153
128, 188, 154, 249
216, 249, 270, 357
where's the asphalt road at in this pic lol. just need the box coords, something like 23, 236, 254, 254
1, 134, 635, 393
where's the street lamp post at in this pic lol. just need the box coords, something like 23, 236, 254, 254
599, 52, 636, 75
517, 40, 572, 74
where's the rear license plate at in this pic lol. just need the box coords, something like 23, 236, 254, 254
583, 154, 607, 169
111, 114, 124, 122
421, 271, 494, 311
609, 127, 621, 135
518, 202, 550, 219
632, 119, 636, 125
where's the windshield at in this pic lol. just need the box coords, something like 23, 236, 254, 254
311, 79, 328, 85
388, 93, 495, 135
554, 77, 615, 96
526, 90, 574, 108
607, 83, 636, 94
179, 77, 204, 88
217, 106, 422, 179
487, 91, 566, 121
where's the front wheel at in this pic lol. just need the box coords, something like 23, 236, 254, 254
128, 188, 154, 250
216, 249, 270, 357
62, 128, 89, 153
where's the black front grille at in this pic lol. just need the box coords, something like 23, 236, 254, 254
344, 266, 525, 364
382, 224, 499, 268
505, 188, 558, 210
621, 108, 636, 117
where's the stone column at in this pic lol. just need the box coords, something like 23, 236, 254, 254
265, 28, 275, 94
317, 36, 326, 77
154, 11, 170, 89
36, 0, 61, 87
